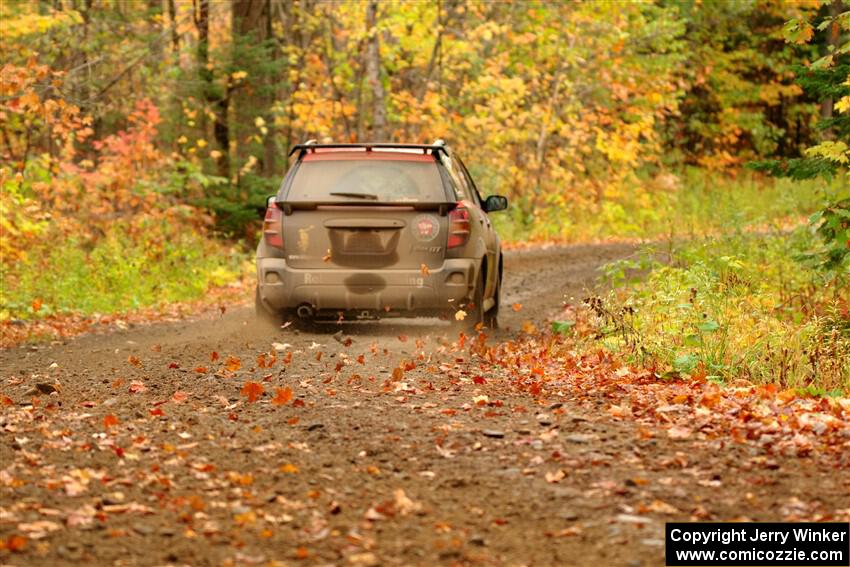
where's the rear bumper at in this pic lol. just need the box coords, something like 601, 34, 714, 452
256, 258, 476, 315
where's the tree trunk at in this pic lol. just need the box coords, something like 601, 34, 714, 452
196, 0, 230, 177
365, 0, 387, 141
167, 0, 179, 52
819, 0, 844, 139
232, 0, 274, 178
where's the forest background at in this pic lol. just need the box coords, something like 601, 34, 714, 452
1, 0, 848, 389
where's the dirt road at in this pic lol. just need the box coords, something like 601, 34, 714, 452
1, 243, 847, 567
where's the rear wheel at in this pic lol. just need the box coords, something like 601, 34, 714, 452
484, 275, 500, 329
455, 270, 491, 333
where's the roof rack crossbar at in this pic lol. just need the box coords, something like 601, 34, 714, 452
288, 142, 449, 158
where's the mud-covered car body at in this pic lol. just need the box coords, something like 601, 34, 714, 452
255, 141, 507, 326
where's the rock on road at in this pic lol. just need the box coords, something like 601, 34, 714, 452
1, 243, 847, 566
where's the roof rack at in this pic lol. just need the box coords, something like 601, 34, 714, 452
288, 142, 450, 158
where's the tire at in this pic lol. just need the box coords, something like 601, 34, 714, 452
484, 274, 500, 330
455, 270, 487, 333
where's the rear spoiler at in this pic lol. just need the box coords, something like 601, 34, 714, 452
276, 200, 459, 216
288, 142, 449, 159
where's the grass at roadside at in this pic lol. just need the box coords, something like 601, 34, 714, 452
494, 169, 830, 244
1, 221, 250, 322
584, 227, 849, 393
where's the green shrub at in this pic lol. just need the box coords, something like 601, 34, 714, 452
1, 219, 246, 319
495, 168, 831, 244
599, 229, 850, 392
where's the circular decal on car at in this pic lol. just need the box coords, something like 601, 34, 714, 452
412, 214, 440, 242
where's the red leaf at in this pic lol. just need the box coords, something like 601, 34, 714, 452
272, 386, 293, 406
103, 414, 119, 429
241, 381, 264, 403
149, 408, 165, 417
171, 391, 189, 404
5, 534, 27, 552
210, 351, 219, 362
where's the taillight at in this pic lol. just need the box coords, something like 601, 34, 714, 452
263, 205, 283, 249
448, 205, 470, 248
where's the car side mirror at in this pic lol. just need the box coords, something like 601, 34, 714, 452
482, 195, 508, 213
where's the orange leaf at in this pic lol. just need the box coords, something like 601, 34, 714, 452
103, 414, 119, 428
241, 381, 264, 403
31, 298, 42, 313
272, 386, 293, 406
6, 534, 27, 552
287, 416, 300, 425
257, 353, 267, 368
127, 355, 142, 367
171, 391, 189, 404
295, 546, 309, 559
193, 366, 207, 374
225, 356, 241, 372
512, 303, 522, 312
420, 263, 431, 276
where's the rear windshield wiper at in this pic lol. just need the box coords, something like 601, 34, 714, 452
329, 191, 379, 200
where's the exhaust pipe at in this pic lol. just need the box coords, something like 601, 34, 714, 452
296, 304, 314, 319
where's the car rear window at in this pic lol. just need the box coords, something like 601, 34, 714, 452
285, 156, 447, 203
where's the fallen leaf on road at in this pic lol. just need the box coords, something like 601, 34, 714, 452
647, 500, 680, 515
545, 470, 566, 483
171, 391, 189, 404
241, 381, 264, 403
394, 489, 423, 515
225, 356, 241, 372
272, 386, 293, 406
668, 426, 693, 440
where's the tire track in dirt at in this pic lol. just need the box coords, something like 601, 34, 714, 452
1, 243, 847, 567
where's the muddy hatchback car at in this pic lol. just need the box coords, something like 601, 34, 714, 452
255, 140, 507, 328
